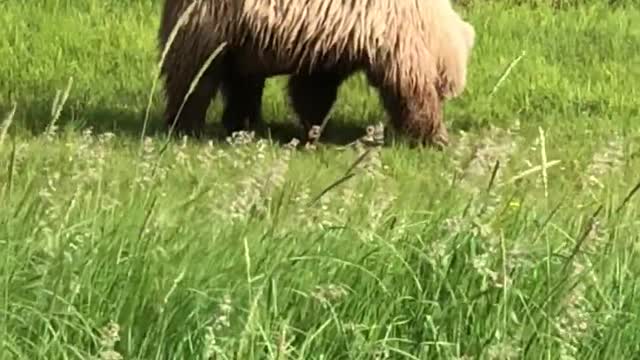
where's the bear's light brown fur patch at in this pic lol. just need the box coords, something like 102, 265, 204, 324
158, 0, 475, 147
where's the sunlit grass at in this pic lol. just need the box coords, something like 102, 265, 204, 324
1, 0, 640, 359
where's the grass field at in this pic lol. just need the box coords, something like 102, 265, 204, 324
2, 0, 640, 359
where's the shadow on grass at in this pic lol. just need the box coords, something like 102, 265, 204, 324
2, 96, 485, 147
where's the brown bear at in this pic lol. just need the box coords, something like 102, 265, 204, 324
157, 0, 475, 148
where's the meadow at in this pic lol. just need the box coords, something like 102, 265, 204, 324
1, 0, 640, 358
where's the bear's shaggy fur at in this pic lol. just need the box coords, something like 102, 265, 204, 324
158, 0, 475, 147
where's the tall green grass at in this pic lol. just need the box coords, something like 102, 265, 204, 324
1, 0, 640, 359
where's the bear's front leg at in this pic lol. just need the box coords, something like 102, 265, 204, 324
288, 71, 347, 143
376, 78, 450, 150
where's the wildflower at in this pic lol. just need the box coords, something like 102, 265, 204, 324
583, 136, 624, 190
486, 335, 520, 359
227, 138, 291, 220
96, 321, 123, 360
226, 130, 255, 146
452, 125, 519, 194
311, 284, 349, 304
203, 294, 234, 359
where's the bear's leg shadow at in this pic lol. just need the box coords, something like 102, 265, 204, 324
220, 71, 266, 135
288, 71, 347, 139
371, 73, 449, 149
161, 46, 225, 137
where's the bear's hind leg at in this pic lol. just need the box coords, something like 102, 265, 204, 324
288, 71, 346, 141
220, 72, 266, 135
161, 46, 225, 138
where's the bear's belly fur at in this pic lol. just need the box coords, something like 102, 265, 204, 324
226, 39, 366, 78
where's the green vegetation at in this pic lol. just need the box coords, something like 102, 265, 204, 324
2, 0, 640, 359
